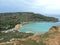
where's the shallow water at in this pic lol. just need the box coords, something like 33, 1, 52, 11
19, 22, 60, 34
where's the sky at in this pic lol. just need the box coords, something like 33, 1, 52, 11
0, 0, 60, 16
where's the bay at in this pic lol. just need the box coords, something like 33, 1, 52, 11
19, 22, 60, 34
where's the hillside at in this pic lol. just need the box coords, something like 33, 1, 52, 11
0, 12, 58, 31
0, 25, 60, 45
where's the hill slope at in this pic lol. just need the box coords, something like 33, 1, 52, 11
0, 12, 58, 31
0, 25, 60, 45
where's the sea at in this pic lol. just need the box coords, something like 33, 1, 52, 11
19, 16, 60, 34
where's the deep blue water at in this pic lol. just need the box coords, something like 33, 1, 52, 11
19, 22, 60, 34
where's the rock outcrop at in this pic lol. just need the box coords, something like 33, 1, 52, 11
27, 34, 41, 40
14, 24, 22, 31
44, 25, 60, 45
48, 26, 60, 33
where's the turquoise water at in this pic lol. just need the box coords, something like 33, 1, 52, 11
19, 22, 60, 34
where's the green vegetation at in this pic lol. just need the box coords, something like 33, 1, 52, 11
5, 44, 13, 45
0, 31, 33, 42
0, 25, 60, 45
0, 12, 58, 31
0, 12, 59, 45
20, 40, 46, 45
0, 31, 46, 45
20, 40, 39, 45
1, 40, 46, 45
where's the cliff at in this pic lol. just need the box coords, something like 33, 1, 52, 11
48, 26, 60, 33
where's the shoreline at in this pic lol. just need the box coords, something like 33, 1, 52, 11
1, 21, 60, 34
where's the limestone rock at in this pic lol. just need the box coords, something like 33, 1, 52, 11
14, 24, 22, 31
49, 26, 60, 33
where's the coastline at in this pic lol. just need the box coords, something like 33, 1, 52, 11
1, 21, 60, 33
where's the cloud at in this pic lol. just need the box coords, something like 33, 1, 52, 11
0, 0, 60, 14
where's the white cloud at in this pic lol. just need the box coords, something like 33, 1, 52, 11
1, 0, 60, 10
24, 0, 60, 10
45, 5, 60, 10
0, 0, 60, 14
26, 0, 60, 14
